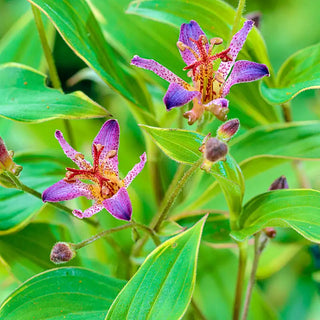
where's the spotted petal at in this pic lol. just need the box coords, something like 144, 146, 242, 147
164, 83, 200, 110
103, 187, 132, 221
93, 119, 119, 172
55, 130, 91, 170
73, 203, 104, 219
178, 20, 209, 65
205, 98, 229, 121
123, 152, 147, 187
42, 180, 93, 202
223, 61, 269, 96
218, 20, 254, 78
131, 56, 192, 90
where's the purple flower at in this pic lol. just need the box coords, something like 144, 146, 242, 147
42, 120, 146, 221
131, 20, 269, 124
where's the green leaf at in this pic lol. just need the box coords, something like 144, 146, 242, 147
140, 125, 204, 164
0, 222, 79, 282
28, 0, 153, 115
0, 63, 109, 122
127, 0, 279, 126
0, 11, 55, 71
106, 216, 206, 320
231, 189, 320, 243
231, 121, 320, 163
261, 43, 320, 104
0, 267, 126, 319
0, 154, 66, 234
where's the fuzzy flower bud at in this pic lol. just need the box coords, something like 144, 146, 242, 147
200, 137, 228, 172
0, 137, 22, 176
50, 242, 76, 264
264, 227, 277, 238
269, 176, 289, 190
217, 119, 240, 142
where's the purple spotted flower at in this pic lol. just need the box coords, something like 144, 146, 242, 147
131, 20, 269, 124
42, 120, 146, 221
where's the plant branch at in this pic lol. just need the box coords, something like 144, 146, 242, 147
233, 241, 248, 320
190, 298, 207, 320
281, 103, 293, 122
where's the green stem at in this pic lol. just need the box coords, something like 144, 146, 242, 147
132, 220, 161, 246
281, 103, 293, 122
151, 158, 203, 232
74, 224, 133, 250
31, 4, 76, 147
31, 4, 61, 90
190, 298, 207, 320
229, 0, 246, 44
6, 171, 97, 227
233, 241, 248, 320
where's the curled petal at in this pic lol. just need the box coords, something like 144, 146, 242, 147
73, 203, 104, 219
42, 180, 93, 202
93, 119, 119, 172
205, 98, 229, 121
223, 61, 269, 96
55, 130, 91, 170
178, 20, 208, 65
123, 152, 147, 187
218, 20, 254, 78
131, 56, 192, 90
164, 83, 200, 110
103, 187, 132, 221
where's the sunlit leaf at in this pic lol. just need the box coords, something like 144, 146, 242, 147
261, 43, 320, 104
231, 189, 320, 243
0, 267, 126, 319
0, 11, 55, 71
0, 154, 66, 235
0, 222, 79, 282
0, 63, 109, 122
106, 216, 206, 320
28, 0, 154, 117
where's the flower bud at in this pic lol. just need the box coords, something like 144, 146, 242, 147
264, 227, 277, 238
269, 176, 289, 190
0, 137, 22, 176
204, 137, 228, 162
50, 242, 76, 264
217, 119, 240, 142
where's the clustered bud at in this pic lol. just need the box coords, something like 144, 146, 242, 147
217, 119, 240, 142
204, 138, 228, 162
50, 242, 76, 264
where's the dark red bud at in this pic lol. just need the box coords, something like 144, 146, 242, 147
205, 137, 228, 162
269, 176, 289, 190
50, 242, 76, 264
264, 227, 277, 238
217, 119, 240, 142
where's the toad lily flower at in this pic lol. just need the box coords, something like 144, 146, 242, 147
42, 120, 146, 221
131, 20, 269, 124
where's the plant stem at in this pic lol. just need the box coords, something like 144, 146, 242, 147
151, 158, 203, 232
74, 224, 133, 250
229, 0, 246, 44
233, 241, 248, 320
5, 171, 97, 227
31, 4, 61, 90
31, 4, 76, 147
281, 103, 293, 122
241, 232, 269, 320
132, 221, 161, 246
190, 298, 207, 320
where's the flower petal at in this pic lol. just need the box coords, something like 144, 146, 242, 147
222, 61, 269, 96
42, 180, 93, 202
205, 98, 229, 121
131, 56, 192, 90
164, 83, 200, 110
55, 130, 91, 170
218, 20, 254, 78
123, 152, 147, 187
93, 119, 119, 172
103, 187, 132, 221
178, 20, 208, 65
73, 203, 104, 219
